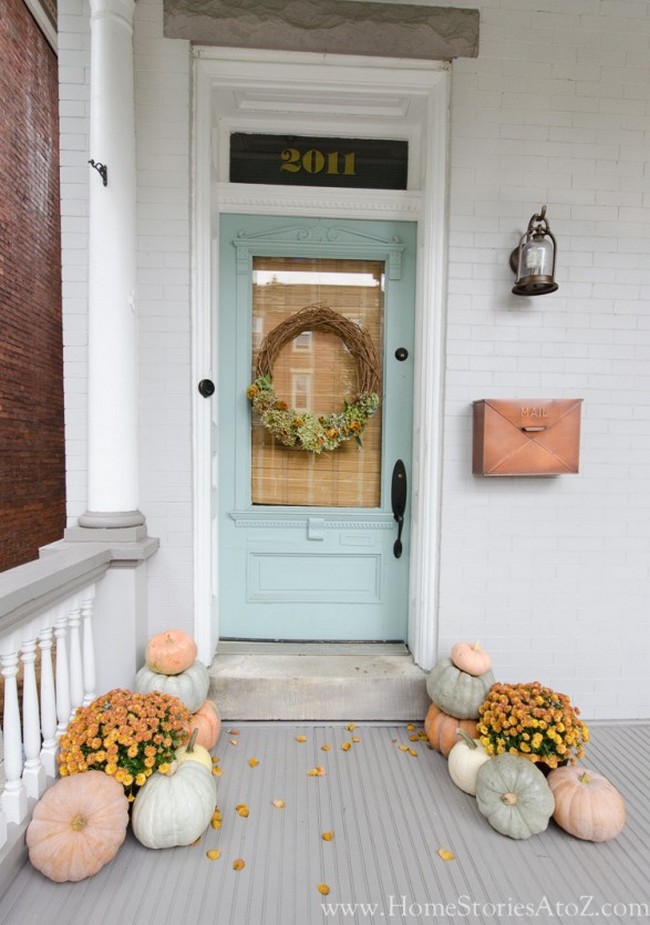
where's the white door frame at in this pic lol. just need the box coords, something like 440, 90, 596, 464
191, 48, 449, 671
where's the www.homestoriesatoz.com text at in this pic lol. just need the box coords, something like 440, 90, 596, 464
320, 894, 650, 919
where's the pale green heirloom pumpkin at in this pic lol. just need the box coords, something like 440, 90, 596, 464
426, 657, 495, 720
134, 659, 209, 713
131, 761, 216, 849
475, 753, 555, 839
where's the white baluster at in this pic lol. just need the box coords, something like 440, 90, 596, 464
68, 598, 84, 713
21, 638, 46, 799
81, 586, 97, 705
54, 615, 71, 739
39, 627, 58, 779
1, 651, 27, 824
0, 730, 6, 848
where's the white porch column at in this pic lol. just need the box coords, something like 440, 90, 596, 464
78, 0, 144, 531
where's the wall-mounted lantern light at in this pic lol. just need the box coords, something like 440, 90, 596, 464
509, 205, 558, 296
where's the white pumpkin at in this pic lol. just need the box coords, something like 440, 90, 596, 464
447, 729, 491, 796
131, 761, 216, 849
134, 659, 209, 713
175, 728, 213, 771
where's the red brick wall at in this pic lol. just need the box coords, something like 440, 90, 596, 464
0, 0, 65, 571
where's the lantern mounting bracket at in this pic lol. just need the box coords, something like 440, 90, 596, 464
89, 159, 108, 187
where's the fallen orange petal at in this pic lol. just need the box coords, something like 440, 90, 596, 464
233, 858, 245, 871
438, 848, 455, 861
227, 729, 240, 735
341, 742, 352, 751
206, 849, 221, 860
230, 739, 238, 746
271, 799, 285, 809
318, 883, 330, 895
398, 745, 409, 752
406, 723, 416, 731
322, 831, 334, 841
248, 757, 259, 767
408, 748, 418, 757
295, 735, 307, 743
307, 766, 326, 777
236, 803, 249, 817
351, 736, 360, 743
321, 744, 331, 752
346, 723, 356, 731
212, 766, 223, 776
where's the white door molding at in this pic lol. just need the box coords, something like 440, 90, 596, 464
192, 48, 449, 671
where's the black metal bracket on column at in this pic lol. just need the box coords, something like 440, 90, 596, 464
89, 159, 108, 187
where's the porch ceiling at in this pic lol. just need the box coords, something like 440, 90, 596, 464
163, 0, 479, 61
2, 722, 648, 924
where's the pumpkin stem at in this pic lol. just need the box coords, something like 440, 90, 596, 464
187, 727, 199, 753
456, 728, 478, 749
70, 813, 87, 831
471, 640, 481, 650
501, 792, 518, 806
578, 771, 591, 784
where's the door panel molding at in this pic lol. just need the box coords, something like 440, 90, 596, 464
230, 511, 394, 529
232, 221, 405, 279
247, 552, 382, 604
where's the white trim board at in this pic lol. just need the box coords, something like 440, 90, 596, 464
192, 48, 449, 671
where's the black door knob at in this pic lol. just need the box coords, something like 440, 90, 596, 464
198, 379, 215, 397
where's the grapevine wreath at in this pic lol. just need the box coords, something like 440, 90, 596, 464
247, 303, 381, 454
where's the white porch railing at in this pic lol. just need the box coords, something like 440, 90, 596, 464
0, 536, 158, 897
0, 545, 112, 867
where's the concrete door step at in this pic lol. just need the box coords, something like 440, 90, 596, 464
208, 642, 430, 721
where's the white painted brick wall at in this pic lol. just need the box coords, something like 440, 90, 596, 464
57, 0, 650, 718
133, 0, 194, 638
439, 0, 650, 720
58, 0, 91, 522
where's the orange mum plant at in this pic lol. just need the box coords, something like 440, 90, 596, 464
478, 681, 589, 769
58, 688, 190, 800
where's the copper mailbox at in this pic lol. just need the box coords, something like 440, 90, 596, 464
473, 399, 583, 476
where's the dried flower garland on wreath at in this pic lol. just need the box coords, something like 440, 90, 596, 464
247, 303, 381, 454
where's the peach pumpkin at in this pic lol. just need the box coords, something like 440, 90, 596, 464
187, 699, 221, 751
450, 640, 492, 677
26, 771, 129, 882
145, 629, 197, 676
548, 766, 626, 842
424, 702, 478, 758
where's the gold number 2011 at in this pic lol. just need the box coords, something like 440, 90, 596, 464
281, 148, 356, 176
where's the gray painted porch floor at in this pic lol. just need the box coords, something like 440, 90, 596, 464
1, 722, 648, 925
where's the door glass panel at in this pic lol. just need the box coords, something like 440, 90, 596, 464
251, 256, 384, 507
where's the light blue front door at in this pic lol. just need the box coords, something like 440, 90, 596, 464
218, 214, 416, 641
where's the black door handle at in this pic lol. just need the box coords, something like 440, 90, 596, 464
391, 459, 407, 559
